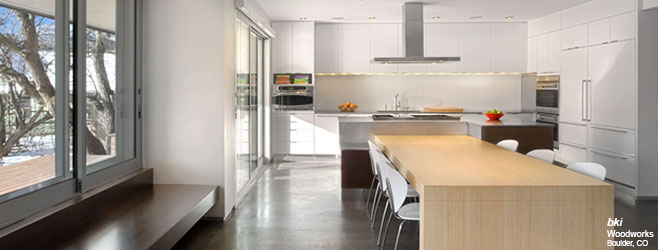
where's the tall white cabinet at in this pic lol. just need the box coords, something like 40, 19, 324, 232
544, 0, 639, 189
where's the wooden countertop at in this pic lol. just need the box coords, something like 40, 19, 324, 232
375, 135, 611, 188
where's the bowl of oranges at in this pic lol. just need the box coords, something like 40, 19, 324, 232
338, 101, 358, 112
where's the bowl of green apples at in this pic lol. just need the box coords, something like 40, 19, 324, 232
484, 109, 504, 121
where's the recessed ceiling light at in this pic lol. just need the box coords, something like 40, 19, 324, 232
505, 16, 514, 20
300, 17, 308, 20
331, 17, 344, 20
368, 16, 376, 20
469, 16, 483, 19
432, 16, 440, 20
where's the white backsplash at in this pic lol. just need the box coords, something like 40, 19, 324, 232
315, 75, 522, 112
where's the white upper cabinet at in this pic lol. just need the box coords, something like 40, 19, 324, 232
588, 18, 610, 46
560, 24, 588, 50
589, 40, 636, 129
560, 48, 588, 124
272, 22, 293, 73
272, 21, 314, 73
548, 31, 561, 73
292, 22, 315, 73
342, 24, 370, 73
425, 23, 460, 72
527, 37, 538, 72
315, 24, 342, 73
610, 12, 636, 41
492, 23, 526, 73
537, 34, 549, 73
370, 24, 399, 73
459, 24, 492, 72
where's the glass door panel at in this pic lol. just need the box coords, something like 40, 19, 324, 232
235, 20, 250, 191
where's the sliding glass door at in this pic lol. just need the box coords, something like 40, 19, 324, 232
0, 0, 141, 228
235, 19, 264, 194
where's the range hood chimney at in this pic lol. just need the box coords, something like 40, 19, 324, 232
372, 2, 460, 64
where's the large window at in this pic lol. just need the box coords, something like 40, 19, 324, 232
0, 0, 140, 228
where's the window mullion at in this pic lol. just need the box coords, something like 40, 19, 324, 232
73, 0, 87, 191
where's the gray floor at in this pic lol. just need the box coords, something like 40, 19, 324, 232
174, 156, 658, 250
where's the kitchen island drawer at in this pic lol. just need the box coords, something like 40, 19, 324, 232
589, 149, 636, 187
588, 125, 635, 156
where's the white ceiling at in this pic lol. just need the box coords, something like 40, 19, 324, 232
253, 0, 590, 22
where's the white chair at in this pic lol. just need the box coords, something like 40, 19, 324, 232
496, 139, 519, 152
567, 162, 607, 181
371, 150, 419, 247
366, 141, 383, 219
379, 161, 420, 250
526, 149, 555, 163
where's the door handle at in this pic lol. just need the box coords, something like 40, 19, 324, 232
591, 149, 630, 160
587, 80, 593, 121
581, 80, 587, 121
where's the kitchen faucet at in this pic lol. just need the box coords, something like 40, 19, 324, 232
394, 93, 401, 111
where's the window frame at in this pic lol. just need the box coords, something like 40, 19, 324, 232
0, 0, 143, 229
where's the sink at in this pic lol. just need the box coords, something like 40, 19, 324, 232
372, 113, 461, 120
376, 110, 421, 113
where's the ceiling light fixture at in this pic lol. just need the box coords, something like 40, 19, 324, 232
331, 17, 345, 20
368, 16, 376, 20
505, 16, 514, 20
432, 16, 440, 20
469, 16, 483, 19
300, 17, 308, 20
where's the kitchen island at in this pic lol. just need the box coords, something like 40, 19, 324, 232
375, 135, 613, 250
338, 113, 554, 188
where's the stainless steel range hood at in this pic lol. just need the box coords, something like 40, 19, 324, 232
372, 2, 460, 64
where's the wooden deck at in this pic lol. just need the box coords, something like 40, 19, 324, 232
0, 155, 56, 196
0, 154, 115, 196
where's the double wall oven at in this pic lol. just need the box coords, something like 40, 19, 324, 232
535, 75, 560, 149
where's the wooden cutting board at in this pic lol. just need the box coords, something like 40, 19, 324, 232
423, 107, 464, 113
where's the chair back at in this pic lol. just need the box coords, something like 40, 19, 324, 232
368, 141, 382, 176
526, 149, 555, 163
383, 161, 409, 213
371, 149, 391, 191
567, 162, 607, 181
497, 139, 519, 152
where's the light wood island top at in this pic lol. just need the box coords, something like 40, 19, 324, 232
374, 135, 614, 250
375, 135, 611, 188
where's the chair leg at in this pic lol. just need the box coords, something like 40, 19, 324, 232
365, 176, 377, 215
376, 201, 389, 246
380, 211, 394, 250
394, 220, 407, 250
369, 186, 380, 220
371, 193, 383, 228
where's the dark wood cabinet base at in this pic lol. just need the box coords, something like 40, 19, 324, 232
341, 150, 374, 189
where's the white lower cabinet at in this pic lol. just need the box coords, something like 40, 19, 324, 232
559, 142, 588, 165
588, 125, 635, 156
314, 115, 340, 155
272, 112, 315, 155
589, 149, 636, 187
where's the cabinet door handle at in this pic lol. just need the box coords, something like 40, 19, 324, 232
590, 125, 629, 133
581, 80, 587, 121
587, 80, 593, 121
591, 150, 630, 160
561, 142, 587, 150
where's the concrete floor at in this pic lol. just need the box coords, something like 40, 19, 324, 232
175, 156, 658, 250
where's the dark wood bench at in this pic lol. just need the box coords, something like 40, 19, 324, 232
0, 169, 217, 250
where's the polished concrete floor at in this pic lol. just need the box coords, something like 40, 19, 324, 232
175, 156, 658, 250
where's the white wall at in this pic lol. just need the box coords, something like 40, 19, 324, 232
144, 0, 236, 218
315, 75, 522, 112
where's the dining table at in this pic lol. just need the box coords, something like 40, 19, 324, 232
374, 135, 614, 250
